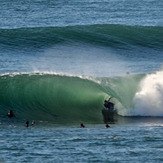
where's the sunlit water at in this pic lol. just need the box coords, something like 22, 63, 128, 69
1, 0, 163, 162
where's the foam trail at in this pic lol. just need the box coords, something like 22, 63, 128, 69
132, 70, 163, 116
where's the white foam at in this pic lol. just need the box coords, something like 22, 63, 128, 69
132, 70, 163, 116
0, 71, 101, 84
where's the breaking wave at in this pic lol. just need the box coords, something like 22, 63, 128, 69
0, 71, 163, 123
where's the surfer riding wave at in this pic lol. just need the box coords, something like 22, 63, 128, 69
104, 97, 114, 111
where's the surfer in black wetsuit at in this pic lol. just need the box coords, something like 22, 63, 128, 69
105, 124, 110, 128
26, 121, 29, 127
7, 110, 15, 118
104, 97, 114, 111
104, 100, 109, 108
80, 123, 85, 128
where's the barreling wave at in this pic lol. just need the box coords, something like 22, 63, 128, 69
0, 24, 162, 50
1, 71, 163, 123
0, 73, 110, 123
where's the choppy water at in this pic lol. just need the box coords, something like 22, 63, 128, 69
1, 119, 163, 163
1, 0, 163, 162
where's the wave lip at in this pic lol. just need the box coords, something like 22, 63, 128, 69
1, 71, 163, 123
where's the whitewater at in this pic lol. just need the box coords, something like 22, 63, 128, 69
0, 70, 163, 122
0, 0, 163, 162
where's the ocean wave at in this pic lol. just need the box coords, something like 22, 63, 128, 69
0, 73, 109, 122
1, 71, 163, 123
0, 24, 162, 49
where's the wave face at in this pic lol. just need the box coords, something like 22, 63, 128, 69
0, 24, 162, 50
0, 73, 108, 123
1, 71, 163, 123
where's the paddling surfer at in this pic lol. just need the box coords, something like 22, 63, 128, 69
7, 110, 15, 118
80, 123, 85, 128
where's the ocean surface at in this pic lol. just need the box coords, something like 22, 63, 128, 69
0, 0, 163, 162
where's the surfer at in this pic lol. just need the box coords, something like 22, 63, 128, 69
80, 123, 85, 128
7, 110, 15, 118
31, 121, 35, 126
104, 97, 114, 111
26, 121, 29, 127
105, 124, 110, 128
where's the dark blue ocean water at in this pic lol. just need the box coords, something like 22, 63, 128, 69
0, 0, 163, 162
0, 0, 163, 76
1, 119, 163, 163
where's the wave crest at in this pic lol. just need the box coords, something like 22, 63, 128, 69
0, 24, 162, 49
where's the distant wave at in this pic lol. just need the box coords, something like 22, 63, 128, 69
0, 71, 163, 123
0, 24, 162, 49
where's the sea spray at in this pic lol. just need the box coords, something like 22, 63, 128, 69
133, 70, 163, 116
0, 72, 162, 122
99, 74, 144, 116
